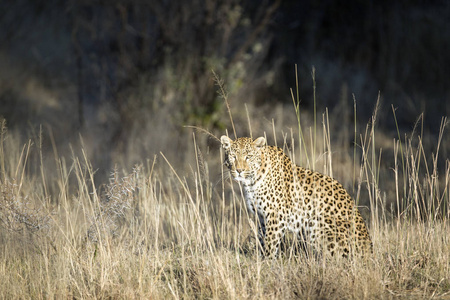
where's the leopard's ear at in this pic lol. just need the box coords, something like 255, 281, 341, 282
221, 135, 233, 149
253, 136, 266, 148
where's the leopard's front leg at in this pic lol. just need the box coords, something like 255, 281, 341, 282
263, 213, 286, 258
248, 212, 266, 256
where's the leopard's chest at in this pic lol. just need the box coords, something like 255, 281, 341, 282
242, 173, 288, 216
242, 181, 264, 216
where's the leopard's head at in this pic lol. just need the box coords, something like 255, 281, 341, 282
220, 136, 266, 185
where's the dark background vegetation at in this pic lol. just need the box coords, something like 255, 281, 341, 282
0, 0, 449, 176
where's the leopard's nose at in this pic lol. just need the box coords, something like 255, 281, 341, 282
236, 168, 244, 173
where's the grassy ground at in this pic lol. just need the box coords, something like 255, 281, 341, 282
0, 98, 449, 299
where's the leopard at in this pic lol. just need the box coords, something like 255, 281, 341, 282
220, 135, 372, 258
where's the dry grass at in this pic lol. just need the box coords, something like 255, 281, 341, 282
0, 97, 449, 299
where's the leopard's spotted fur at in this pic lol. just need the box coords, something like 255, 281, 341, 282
221, 135, 372, 258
